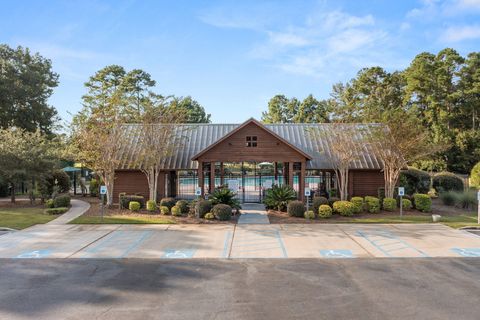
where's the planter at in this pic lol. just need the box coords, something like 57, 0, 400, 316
432, 214, 441, 222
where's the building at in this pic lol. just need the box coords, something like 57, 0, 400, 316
113, 118, 384, 203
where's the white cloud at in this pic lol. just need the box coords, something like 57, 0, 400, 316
442, 24, 480, 41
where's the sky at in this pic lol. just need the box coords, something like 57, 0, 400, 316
1, 0, 480, 124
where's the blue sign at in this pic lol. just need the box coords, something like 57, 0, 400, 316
451, 248, 480, 257
398, 187, 405, 196
100, 186, 107, 195
16, 249, 52, 259
320, 249, 354, 258
162, 249, 196, 259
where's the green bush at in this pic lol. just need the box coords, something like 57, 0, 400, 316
364, 196, 380, 213
160, 206, 170, 215
439, 192, 457, 206
175, 200, 189, 214
318, 205, 332, 218
304, 210, 315, 219
382, 198, 396, 212
44, 207, 69, 215
328, 197, 340, 206
333, 201, 355, 216
45, 199, 54, 208
195, 199, 212, 218
129, 201, 141, 211
212, 204, 232, 221
432, 172, 464, 193
204, 212, 215, 220
400, 168, 431, 195
470, 162, 480, 189
264, 184, 297, 211
53, 194, 71, 208
455, 191, 477, 210
287, 200, 305, 217
146, 200, 157, 212
312, 196, 328, 213
160, 197, 176, 209
120, 195, 145, 209
89, 178, 99, 197
350, 197, 364, 213
401, 199, 412, 210
210, 186, 241, 210
171, 205, 182, 216
0, 176, 8, 197
38, 170, 71, 199
329, 188, 338, 198
413, 194, 432, 212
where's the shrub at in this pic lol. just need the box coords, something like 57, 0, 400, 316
160, 197, 176, 209
175, 200, 189, 213
45, 199, 54, 208
210, 186, 241, 210
401, 199, 412, 210
432, 172, 464, 193
53, 194, 71, 208
328, 197, 340, 206
89, 178, 99, 197
120, 194, 145, 209
171, 205, 182, 216
333, 201, 355, 216
312, 196, 328, 213
413, 194, 432, 212
160, 206, 170, 215
350, 197, 364, 213
212, 204, 232, 221
439, 192, 457, 206
0, 176, 8, 197
38, 170, 71, 199
318, 205, 332, 218
364, 196, 380, 213
264, 184, 297, 211
304, 210, 315, 219
204, 212, 215, 220
455, 191, 477, 210
146, 200, 157, 212
329, 188, 338, 198
195, 199, 212, 218
287, 200, 305, 217
382, 197, 396, 212
45, 207, 69, 215
400, 168, 431, 195
129, 201, 141, 211
470, 162, 480, 189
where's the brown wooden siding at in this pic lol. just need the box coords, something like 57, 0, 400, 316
350, 170, 384, 197
113, 170, 166, 203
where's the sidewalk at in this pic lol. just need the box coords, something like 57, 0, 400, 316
238, 203, 270, 224
47, 199, 90, 225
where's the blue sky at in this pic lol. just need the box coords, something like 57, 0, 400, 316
1, 0, 480, 124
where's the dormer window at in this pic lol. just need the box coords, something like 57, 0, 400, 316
246, 136, 257, 147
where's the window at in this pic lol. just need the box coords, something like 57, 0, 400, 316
246, 136, 257, 147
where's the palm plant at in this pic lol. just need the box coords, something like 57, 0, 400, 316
264, 184, 297, 211
210, 186, 241, 210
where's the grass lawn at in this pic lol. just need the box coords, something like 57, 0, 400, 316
70, 215, 175, 224
338, 213, 478, 228
0, 207, 59, 230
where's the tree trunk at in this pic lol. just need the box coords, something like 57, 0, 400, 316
10, 182, 15, 203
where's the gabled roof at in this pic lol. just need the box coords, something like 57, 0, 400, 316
191, 118, 313, 161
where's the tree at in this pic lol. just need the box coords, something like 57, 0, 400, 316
0, 44, 59, 133
167, 96, 210, 123
262, 94, 329, 123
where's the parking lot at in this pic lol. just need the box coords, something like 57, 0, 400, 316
1, 223, 480, 259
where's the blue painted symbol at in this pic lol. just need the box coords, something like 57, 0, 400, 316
16, 249, 52, 259
451, 248, 480, 257
162, 249, 196, 259
320, 249, 354, 258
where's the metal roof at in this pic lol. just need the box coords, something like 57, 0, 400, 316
117, 122, 383, 170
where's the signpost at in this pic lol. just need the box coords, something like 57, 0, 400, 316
398, 187, 405, 218
100, 186, 107, 221
305, 187, 311, 211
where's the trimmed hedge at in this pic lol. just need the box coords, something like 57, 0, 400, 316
120, 194, 145, 209
333, 201, 355, 216
176, 200, 189, 214
350, 197, 364, 213
287, 200, 305, 217
146, 200, 157, 212
382, 198, 396, 212
53, 194, 71, 208
304, 210, 315, 219
312, 196, 328, 213
204, 212, 215, 220
413, 194, 432, 212
171, 205, 182, 216
471, 162, 480, 189
328, 197, 340, 207
195, 199, 212, 218
160, 206, 170, 215
129, 201, 141, 211
400, 168, 431, 195
45, 207, 69, 215
318, 205, 332, 218
160, 197, 176, 209
401, 198, 412, 210
432, 172, 464, 192
364, 196, 380, 213
212, 204, 232, 221
45, 199, 54, 208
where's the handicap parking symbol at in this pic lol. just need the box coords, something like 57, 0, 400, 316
451, 248, 480, 257
16, 249, 52, 259
162, 249, 196, 259
320, 249, 354, 258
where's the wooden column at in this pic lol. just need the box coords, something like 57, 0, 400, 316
283, 162, 288, 185
198, 161, 204, 196
220, 162, 224, 186
300, 160, 306, 202
288, 162, 294, 189
274, 162, 278, 183
209, 162, 215, 194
